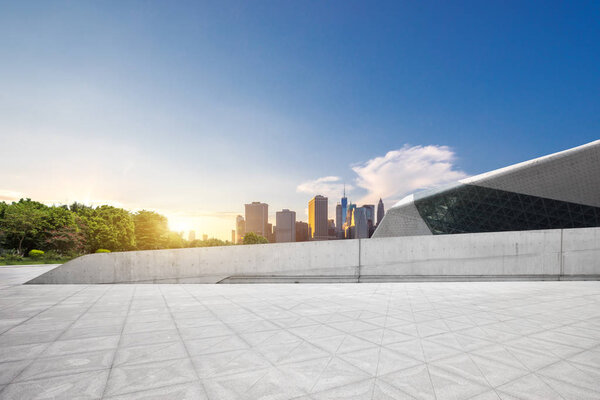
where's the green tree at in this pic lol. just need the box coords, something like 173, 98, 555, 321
133, 210, 169, 250
0, 200, 46, 254
165, 231, 184, 249
79, 206, 136, 252
242, 232, 269, 245
188, 238, 231, 247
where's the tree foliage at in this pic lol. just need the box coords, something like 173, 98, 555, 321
133, 210, 169, 250
0, 198, 255, 257
242, 232, 269, 245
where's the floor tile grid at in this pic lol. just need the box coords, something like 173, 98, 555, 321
0, 285, 113, 396
157, 285, 210, 399
408, 284, 600, 400
99, 285, 137, 398
206, 284, 430, 399
0, 286, 88, 334
180, 285, 318, 398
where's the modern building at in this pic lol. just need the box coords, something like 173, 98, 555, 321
275, 209, 296, 243
235, 215, 245, 244
363, 204, 375, 235
202, 234, 208, 241
374, 140, 600, 238
231, 230, 235, 243
245, 202, 268, 236
377, 198, 384, 226
327, 219, 337, 238
265, 223, 274, 243
295, 221, 309, 242
308, 195, 328, 240
341, 187, 348, 231
188, 230, 196, 242
335, 203, 343, 232
348, 207, 369, 239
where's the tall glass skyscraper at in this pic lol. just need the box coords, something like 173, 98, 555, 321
341, 185, 348, 228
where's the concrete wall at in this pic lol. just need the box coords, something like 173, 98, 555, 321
28, 227, 600, 284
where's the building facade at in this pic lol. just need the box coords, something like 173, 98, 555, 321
295, 221, 309, 242
377, 198, 384, 226
308, 195, 328, 240
275, 209, 296, 243
245, 202, 268, 236
374, 140, 600, 238
235, 215, 245, 244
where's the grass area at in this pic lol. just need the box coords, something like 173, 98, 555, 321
0, 257, 74, 266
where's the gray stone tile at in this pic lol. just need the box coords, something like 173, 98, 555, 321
105, 357, 197, 396
0, 342, 48, 363
378, 364, 436, 400
42, 335, 120, 357
0, 369, 109, 400
497, 373, 563, 400
105, 381, 208, 400
16, 349, 114, 382
0, 359, 32, 385
114, 340, 188, 366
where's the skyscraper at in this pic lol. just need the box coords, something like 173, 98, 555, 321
235, 215, 245, 244
341, 185, 348, 230
275, 209, 296, 242
188, 230, 196, 242
377, 198, 385, 226
245, 202, 268, 236
351, 207, 369, 239
295, 221, 309, 242
335, 203, 343, 232
231, 230, 235, 243
308, 195, 328, 240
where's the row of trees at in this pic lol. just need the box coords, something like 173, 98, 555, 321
0, 199, 266, 256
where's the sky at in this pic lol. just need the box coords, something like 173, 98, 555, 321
1, 1, 599, 239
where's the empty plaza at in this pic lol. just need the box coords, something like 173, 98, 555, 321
0, 266, 599, 399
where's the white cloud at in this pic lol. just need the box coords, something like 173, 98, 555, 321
352, 144, 468, 205
296, 176, 353, 200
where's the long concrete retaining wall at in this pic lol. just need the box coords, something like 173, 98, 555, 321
27, 227, 600, 284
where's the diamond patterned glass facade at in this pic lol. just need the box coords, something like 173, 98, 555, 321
415, 184, 600, 235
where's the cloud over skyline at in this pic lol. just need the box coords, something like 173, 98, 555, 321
352, 145, 468, 205
296, 144, 468, 211
296, 176, 353, 200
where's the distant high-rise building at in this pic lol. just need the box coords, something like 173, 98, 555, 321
202, 234, 208, 241
188, 230, 196, 242
341, 185, 348, 230
245, 202, 268, 236
377, 198, 385, 226
363, 204, 375, 237
235, 215, 245, 244
351, 207, 369, 239
295, 221, 309, 242
276, 209, 296, 243
335, 203, 343, 232
265, 223, 274, 243
231, 230, 235, 243
308, 195, 328, 240
327, 219, 337, 238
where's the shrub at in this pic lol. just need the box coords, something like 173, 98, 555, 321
95, 249, 111, 253
1, 249, 23, 262
43, 250, 61, 261
28, 249, 45, 259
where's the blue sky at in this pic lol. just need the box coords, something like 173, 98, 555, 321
1, 1, 599, 238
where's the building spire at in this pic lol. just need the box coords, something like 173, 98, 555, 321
343, 183, 346, 198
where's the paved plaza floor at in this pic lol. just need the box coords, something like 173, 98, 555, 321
0, 266, 599, 399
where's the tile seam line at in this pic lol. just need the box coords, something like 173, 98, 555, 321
156, 285, 210, 400
100, 285, 137, 399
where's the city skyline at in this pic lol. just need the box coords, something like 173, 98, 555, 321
2, 1, 599, 240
